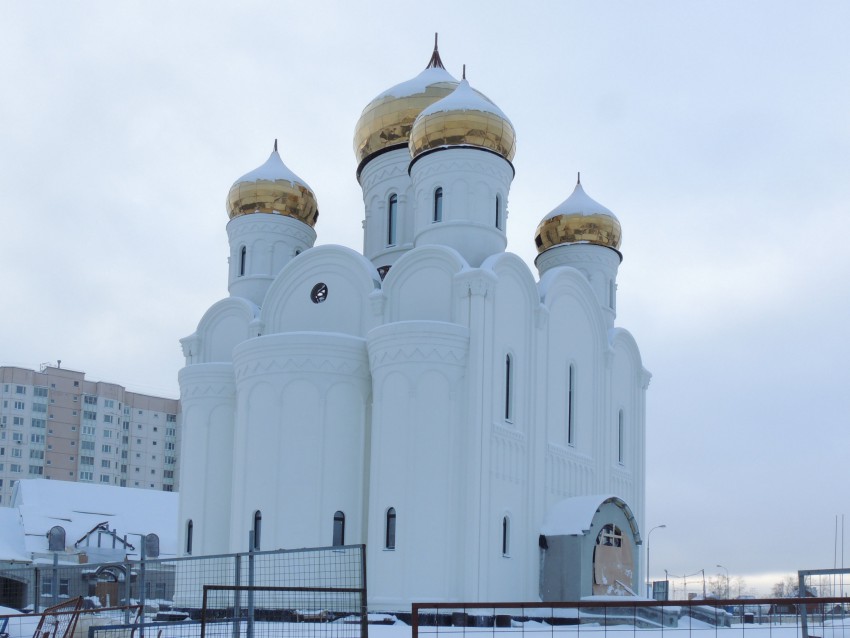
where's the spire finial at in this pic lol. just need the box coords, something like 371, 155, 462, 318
274, 138, 278, 153
577, 171, 581, 185
462, 64, 466, 80
426, 32, 446, 70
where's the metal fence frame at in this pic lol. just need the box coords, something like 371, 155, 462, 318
411, 597, 850, 638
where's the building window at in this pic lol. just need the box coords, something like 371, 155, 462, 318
13, 401, 24, 411
502, 515, 511, 557
567, 364, 575, 446
333, 511, 345, 546
385, 507, 396, 550
15, 386, 25, 395
617, 409, 624, 464
239, 246, 247, 276
504, 354, 513, 422
186, 520, 193, 555
433, 187, 443, 222
387, 193, 398, 245
609, 280, 616, 310
252, 510, 262, 550
495, 194, 501, 229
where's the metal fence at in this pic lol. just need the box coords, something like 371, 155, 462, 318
0, 545, 366, 638
411, 597, 850, 638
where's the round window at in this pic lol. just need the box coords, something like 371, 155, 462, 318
310, 282, 328, 304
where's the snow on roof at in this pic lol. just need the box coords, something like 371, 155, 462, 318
375, 66, 457, 101
540, 494, 630, 537
232, 149, 310, 190
417, 79, 512, 124
0, 507, 31, 563
11, 479, 178, 557
542, 182, 618, 222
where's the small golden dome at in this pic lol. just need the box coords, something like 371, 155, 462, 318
353, 37, 458, 170
534, 178, 621, 254
408, 78, 516, 162
226, 142, 319, 227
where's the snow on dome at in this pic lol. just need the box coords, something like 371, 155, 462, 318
408, 78, 516, 162
534, 179, 622, 254
353, 60, 458, 168
416, 78, 510, 122
227, 145, 319, 227
375, 66, 458, 102
233, 148, 305, 186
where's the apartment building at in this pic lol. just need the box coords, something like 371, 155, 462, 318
0, 364, 179, 505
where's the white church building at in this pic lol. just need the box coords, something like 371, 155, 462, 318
177, 40, 650, 609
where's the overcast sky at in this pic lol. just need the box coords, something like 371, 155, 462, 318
2, 1, 849, 594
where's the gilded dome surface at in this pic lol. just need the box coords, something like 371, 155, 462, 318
408, 78, 516, 162
227, 145, 319, 227
353, 45, 458, 168
534, 181, 621, 253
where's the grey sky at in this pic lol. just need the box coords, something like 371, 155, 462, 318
2, 1, 848, 593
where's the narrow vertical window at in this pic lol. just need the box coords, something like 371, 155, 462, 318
385, 507, 396, 550
252, 510, 262, 550
186, 520, 193, 555
609, 280, 616, 309
433, 187, 443, 222
495, 194, 501, 229
504, 354, 513, 422
387, 194, 398, 245
502, 516, 510, 556
239, 246, 247, 276
333, 511, 345, 546
617, 409, 624, 464
567, 364, 575, 445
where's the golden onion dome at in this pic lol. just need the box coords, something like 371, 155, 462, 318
408, 77, 516, 162
353, 37, 458, 170
226, 142, 318, 227
534, 178, 621, 254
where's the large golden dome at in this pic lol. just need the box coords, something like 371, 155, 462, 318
227, 142, 319, 227
534, 179, 621, 254
353, 39, 458, 171
408, 78, 516, 162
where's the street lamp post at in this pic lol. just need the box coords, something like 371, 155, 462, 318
717, 564, 730, 598
646, 524, 667, 598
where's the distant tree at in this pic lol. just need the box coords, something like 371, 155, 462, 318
771, 576, 797, 598
707, 575, 727, 598
733, 576, 752, 598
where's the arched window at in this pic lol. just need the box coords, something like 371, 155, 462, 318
333, 511, 345, 546
185, 520, 193, 555
239, 246, 247, 277
617, 409, 624, 464
387, 194, 398, 245
495, 194, 501, 229
385, 507, 396, 550
433, 187, 443, 222
567, 364, 575, 445
47, 526, 66, 552
502, 516, 510, 557
252, 510, 262, 550
504, 354, 513, 422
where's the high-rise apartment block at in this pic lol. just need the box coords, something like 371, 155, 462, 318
0, 364, 179, 505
